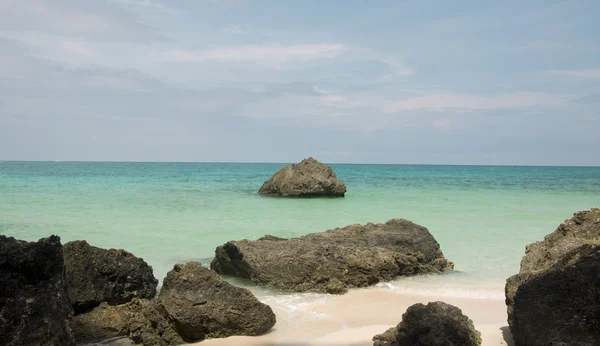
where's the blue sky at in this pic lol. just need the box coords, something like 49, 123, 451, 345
0, 0, 599, 165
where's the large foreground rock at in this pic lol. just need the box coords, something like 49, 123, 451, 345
159, 262, 276, 341
211, 218, 453, 293
506, 207, 600, 346
373, 301, 481, 346
257, 157, 347, 197
0, 235, 76, 346
72, 262, 275, 345
64, 240, 158, 314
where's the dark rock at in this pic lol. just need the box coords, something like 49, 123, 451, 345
257, 157, 347, 197
0, 235, 76, 346
158, 262, 276, 342
506, 207, 600, 346
211, 218, 453, 293
73, 298, 183, 346
126, 299, 183, 346
71, 301, 137, 344
373, 326, 398, 346
376, 301, 481, 346
64, 240, 158, 315
71, 263, 275, 345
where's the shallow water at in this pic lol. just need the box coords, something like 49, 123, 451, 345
1, 161, 599, 301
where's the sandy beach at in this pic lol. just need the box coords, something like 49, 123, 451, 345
198, 287, 514, 346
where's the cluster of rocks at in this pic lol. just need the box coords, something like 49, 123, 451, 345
370, 207, 600, 346
0, 238, 276, 346
1, 158, 597, 346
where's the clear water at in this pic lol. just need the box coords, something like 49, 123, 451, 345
1, 162, 599, 300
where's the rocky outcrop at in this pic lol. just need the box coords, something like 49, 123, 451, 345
63, 240, 158, 315
159, 262, 276, 341
211, 218, 453, 293
72, 262, 275, 345
257, 157, 347, 197
506, 207, 600, 346
0, 235, 76, 346
373, 301, 481, 346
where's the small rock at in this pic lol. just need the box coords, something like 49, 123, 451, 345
384, 301, 481, 346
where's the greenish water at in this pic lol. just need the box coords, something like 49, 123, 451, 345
1, 162, 599, 300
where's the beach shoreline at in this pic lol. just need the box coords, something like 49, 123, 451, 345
198, 287, 514, 346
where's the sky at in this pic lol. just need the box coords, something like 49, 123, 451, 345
0, 0, 599, 165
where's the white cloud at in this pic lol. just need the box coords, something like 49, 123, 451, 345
433, 118, 451, 130
222, 25, 245, 35
547, 68, 600, 79
112, 0, 171, 11
165, 44, 346, 67
0, 0, 162, 41
376, 56, 415, 77
313, 86, 339, 95
386, 92, 570, 112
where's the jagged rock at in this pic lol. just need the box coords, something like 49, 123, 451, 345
506, 207, 600, 346
159, 262, 276, 342
63, 240, 158, 315
127, 299, 183, 346
0, 235, 76, 346
374, 301, 481, 346
211, 218, 453, 293
71, 301, 137, 344
373, 326, 398, 346
257, 157, 347, 197
71, 263, 275, 345
72, 298, 182, 346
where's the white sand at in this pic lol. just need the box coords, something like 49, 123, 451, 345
198, 287, 514, 346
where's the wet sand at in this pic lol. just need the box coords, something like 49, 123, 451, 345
198, 287, 514, 346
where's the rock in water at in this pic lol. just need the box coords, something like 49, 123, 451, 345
0, 235, 76, 346
381, 301, 481, 346
159, 262, 276, 342
211, 218, 453, 293
257, 157, 347, 197
506, 207, 600, 346
63, 240, 158, 315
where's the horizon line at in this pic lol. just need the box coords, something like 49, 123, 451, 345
1, 160, 599, 168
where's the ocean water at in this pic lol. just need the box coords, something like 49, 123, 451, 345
1, 162, 599, 303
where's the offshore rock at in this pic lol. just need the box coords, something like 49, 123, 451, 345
506, 207, 600, 346
212, 218, 453, 293
0, 235, 76, 346
257, 157, 347, 197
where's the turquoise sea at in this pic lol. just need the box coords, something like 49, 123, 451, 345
1, 161, 599, 301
